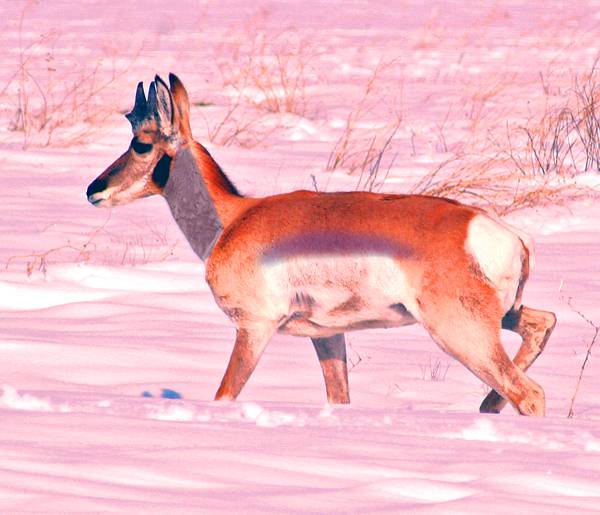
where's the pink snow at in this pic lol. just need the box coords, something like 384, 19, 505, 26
0, 0, 599, 512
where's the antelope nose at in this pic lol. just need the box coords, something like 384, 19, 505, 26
86, 178, 108, 205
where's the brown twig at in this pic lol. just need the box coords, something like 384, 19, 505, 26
565, 297, 599, 418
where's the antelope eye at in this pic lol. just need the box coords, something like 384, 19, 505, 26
131, 137, 153, 154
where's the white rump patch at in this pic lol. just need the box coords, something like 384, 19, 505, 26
465, 214, 526, 312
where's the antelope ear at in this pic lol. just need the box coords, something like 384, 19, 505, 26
169, 73, 192, 138
152, 75, 174, 135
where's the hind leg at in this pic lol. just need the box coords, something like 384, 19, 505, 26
419, 294, 546, 416
311, 333, 350, 404
480, 306, 556, 413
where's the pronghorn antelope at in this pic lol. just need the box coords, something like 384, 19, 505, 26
87, 74, 556, 415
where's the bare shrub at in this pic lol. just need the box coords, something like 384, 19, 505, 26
218, 29, 317, 116
412, 6, 442, 50
1, 3, 137, 147
204, 101, 277, 149
347, 339, 371, 372
507, 57, 600, 177
419, 355, 450, 382
407, 57, 600, 213
354, 136, 397, 192
571, 69, 600, 171
103, 222, 178, 267
205, 26, 320, 147
410, 150, 592, 214
4, 216, 177, 278
326, 59, 403, 176
4, 214, 111, 277
460, 72, 515, 130
563, 298, 599, 419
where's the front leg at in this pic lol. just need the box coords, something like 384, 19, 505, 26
215, 323, 275, 401
311, 333, 350, 404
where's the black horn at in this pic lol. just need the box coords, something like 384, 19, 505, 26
124, 76, 174, 135
125, 81, 148, 130
147, 81, 158, 113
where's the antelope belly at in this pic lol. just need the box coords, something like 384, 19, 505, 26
262, 253, 419, 335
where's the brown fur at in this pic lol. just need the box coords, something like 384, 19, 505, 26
169, 74, 192, 140
480, 306, 556, 413
189, 142, 251, 226
311, 334, 350, 403
328, 295, 364, 316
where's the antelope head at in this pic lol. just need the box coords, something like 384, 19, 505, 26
86, 73, 192, 207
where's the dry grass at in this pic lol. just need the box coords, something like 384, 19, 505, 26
204, 100, 277, 149
217, 29, 317, 116
326, 53, 567, 210
404, 57, 600, 213
199, 14, 596, 216
354, 138, 397, 192
347, 339, 371, 373
409, 151, 594, 214
502, 57, 600, 178
205, 26, 320, 148
3, 214, 112, 277
563, 298, 599, 419
1, 2, 137, 148
327, 59, 403, 176
4, 215, 177, 278
419, 355, 450, 382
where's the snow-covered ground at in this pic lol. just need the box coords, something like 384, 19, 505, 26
1, 0, 600, 512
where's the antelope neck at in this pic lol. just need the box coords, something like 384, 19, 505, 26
162, 147, 223, 260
